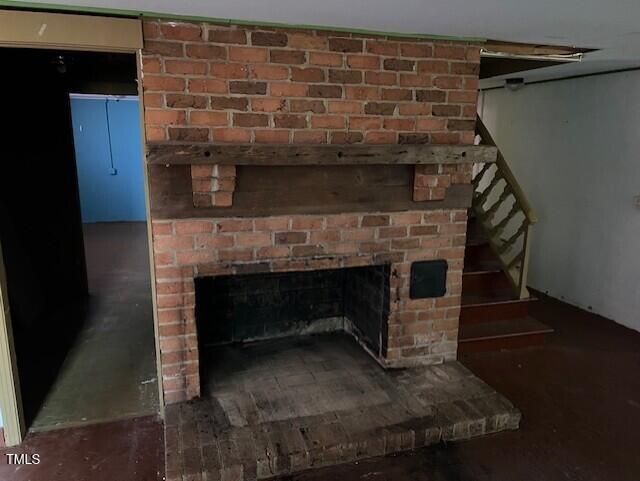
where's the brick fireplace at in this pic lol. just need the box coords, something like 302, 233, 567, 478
140, 19, 494, 404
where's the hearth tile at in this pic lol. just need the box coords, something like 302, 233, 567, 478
276, 372, 315, 389
201, 441, 223, 473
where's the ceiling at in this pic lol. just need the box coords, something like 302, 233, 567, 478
9, 0, 640, 85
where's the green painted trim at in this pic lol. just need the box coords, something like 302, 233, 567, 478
0, 0, 486, 43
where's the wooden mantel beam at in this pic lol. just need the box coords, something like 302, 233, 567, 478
146, 143, 497, 166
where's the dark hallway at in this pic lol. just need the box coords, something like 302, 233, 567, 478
0, 47, 158, 432
29, 223, 159, 431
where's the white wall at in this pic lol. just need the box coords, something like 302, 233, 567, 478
480, 70, 640, 332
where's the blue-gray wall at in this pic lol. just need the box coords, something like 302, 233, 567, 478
70, 96, 146, 223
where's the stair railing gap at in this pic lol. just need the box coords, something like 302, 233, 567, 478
473, 116, 537, 299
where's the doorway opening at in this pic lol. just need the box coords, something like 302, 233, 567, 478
0, 47, 159, 433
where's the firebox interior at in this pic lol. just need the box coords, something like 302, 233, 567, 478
195, 264, 390, 358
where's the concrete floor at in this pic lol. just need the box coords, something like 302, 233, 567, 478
30, 222, 159, 431
1, 295, 639, 480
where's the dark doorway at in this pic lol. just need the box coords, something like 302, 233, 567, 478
0, 48, 159, 431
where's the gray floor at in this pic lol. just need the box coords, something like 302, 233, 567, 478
30, 222, 159, 431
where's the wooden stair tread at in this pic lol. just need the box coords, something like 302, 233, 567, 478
463, 269, 501, 276
465, 236, 489, 247
461, 289, 519, 306
462, 296, 538, 308
459, 295, 537, 324
463, 243, 496, 265
459, 316, 553, 343
463, 261, 502, 274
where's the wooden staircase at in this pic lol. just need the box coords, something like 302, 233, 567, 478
458, 118, 553, 354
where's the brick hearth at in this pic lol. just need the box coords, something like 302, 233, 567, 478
164, 334, 521, 481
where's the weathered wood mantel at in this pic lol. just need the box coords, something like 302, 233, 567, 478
146, 142, 497, 166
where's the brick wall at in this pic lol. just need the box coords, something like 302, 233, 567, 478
140, 21, 479, 145
141, 20, 480, 403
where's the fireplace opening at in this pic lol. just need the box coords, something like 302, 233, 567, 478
195, 265, 390, 389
